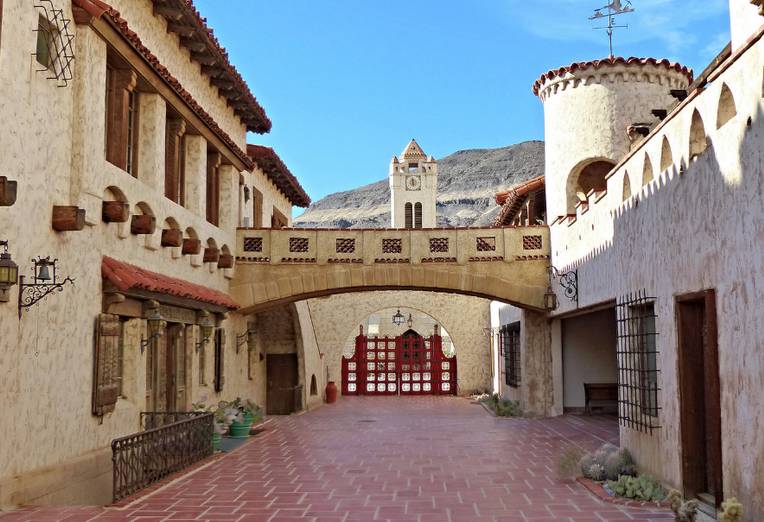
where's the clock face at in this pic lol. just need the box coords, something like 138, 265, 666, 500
405, 175, 421, 191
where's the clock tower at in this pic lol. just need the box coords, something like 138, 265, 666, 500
389, 139, 438, 228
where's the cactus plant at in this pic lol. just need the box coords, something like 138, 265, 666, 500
667, 489, 698, 522
719, 497, 743, 522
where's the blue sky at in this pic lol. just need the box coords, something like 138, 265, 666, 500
195, 0, 730, 206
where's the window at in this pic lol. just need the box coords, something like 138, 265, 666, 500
213, 328, 225, 393
125, 91, 139, 176
35, 14, 55, 69
206, 152, 221, 225
616, 290, 661, 433
252, 187, 264, 227
404, 202, 413, 228
105, 63, 138, 173
164, 118, 186, 204
93, 313, 121, 416
501, 323, 521, 388
310, 375, 318, 396
414, 202, 422, 228
198, 341, 206, 386
271, 208, 289, 229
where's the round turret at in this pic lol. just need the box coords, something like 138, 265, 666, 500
534, 56, 692, 219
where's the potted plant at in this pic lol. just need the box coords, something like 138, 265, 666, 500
193, 401, 232, 451
227, 398, 263, 439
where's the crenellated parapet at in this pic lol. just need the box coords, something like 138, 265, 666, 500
533, 57, 693, 102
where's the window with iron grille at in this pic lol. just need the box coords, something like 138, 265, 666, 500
501, 323, 521, 388
616, 290, 661, 434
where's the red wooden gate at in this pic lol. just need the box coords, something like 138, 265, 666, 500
342, 326, 457, 396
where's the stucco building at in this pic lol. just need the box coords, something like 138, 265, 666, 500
0, 0, 315, 507
490, 1, 764, 518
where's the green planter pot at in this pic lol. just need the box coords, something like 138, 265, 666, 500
228, 418, 253, 439
212, 431, 222, 451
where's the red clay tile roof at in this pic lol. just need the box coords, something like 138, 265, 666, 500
532, 57, 693, 96
102, 256, 238, 309
493, 175, 545, 227
72, 0, 261, 170
248, 145, 311, 208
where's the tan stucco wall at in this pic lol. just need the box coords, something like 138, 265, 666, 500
541, 33, 764, 518
304, 291, 492, 395
0, 0, 296, 508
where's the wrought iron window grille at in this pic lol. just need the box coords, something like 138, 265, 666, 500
18, 256, 74, 318
616, 290, 661, 434
502, 323, 521, 388
33, 1, 75, 87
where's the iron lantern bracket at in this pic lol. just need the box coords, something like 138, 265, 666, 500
195, 336, 210, 353
236, 329, 255, 353
17, 257, 75, 318
140, 332, 162, 354
549, 266, 579, 306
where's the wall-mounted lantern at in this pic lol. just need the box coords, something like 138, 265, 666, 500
18, 256, 75, 318
195, 311, 215, 352
140, 302, 165, 353
0, 241, 19, 303
392, 309, 405, 326
546, 266, 579, 311
406, 313, 413, 329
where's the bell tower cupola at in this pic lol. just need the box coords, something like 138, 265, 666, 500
389, 139, 438, 229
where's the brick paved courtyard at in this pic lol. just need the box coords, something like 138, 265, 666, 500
1, 397, 672, 521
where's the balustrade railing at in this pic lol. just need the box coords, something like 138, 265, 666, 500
112, 412, 213, 502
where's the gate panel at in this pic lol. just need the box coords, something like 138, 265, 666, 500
342, 325, 457, 396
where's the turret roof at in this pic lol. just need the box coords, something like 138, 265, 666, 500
401, 139, 427, 161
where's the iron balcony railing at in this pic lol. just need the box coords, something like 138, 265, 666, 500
112, 412, 213, 502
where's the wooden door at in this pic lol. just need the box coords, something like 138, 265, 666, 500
677, 290, 722, 507
165, 324, 186, 412
267, 354, 298, 415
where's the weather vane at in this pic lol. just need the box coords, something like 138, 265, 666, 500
589, 0, 635, 58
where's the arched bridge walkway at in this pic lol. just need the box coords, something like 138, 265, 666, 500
231, 226, 550, 313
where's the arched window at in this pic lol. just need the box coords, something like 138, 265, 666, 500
717, 83, 737, 129
689, 109, 709, 159
566, 158, 614, 212
660, 137, 673, 172
642, 155, 654, 186
310, 374, 317, 396
414, 202, 422, 228
622, 172, 632, 202
404, 202, 413, 228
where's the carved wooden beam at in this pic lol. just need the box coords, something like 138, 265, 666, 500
201, 65, 225, 78
166, 22, 196, 37
191, 52, 217, 66
182, 237, 201, 255
203, 247, 220, 263
130, 214, 156, 235
102, 201, 129, 223
0, 176, 18, 206
161, 228, 183, 247
180, 37, 207, 53
212, 78, 235, 91
217, 254, 234, 269
153, 4, 184, 21
52, 206, 86, 231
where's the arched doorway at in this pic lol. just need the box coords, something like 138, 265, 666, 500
341, 325, 457, 396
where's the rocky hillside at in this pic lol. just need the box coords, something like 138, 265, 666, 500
294, 141, 544, 228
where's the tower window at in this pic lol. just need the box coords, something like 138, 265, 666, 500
405, 203, 413, 228
408, 163, 418, 173
414, 202, 422, 228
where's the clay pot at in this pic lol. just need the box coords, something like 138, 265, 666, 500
325, 381, 338, 404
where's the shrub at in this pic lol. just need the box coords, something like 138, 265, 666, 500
607, 474, 666, 502
557, 446, 585, 480
480, 394, 522, 417
580, 443, 637, 481
667, 489, 698, 521
719, 498, 743, 522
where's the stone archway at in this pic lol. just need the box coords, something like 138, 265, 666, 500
305, 291, 493, 395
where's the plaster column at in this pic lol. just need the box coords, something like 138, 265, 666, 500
69, 25, 107, 224
183, 135, 207, 218
520, 310, 553, 417
218, 164, 239, 232
137, 93, 166, 192
122, 318, 143, 405
550, 318, 564, 416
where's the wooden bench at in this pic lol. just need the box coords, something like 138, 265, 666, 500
584, 383, 618, 414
